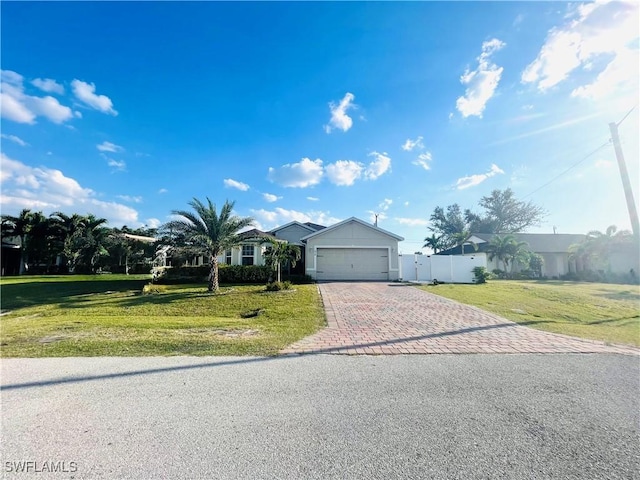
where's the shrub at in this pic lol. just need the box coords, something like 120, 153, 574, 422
473, 266, 491, 284
265, 281, 292, 292
154, 265, 271, 285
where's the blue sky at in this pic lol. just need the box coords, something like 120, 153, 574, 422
1, 1, 638, 253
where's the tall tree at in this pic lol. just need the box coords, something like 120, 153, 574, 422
477, 188, 546, 233
162, 198, 254, 292
264, 239, 301, 282
428, 189, 545, 248
1, 209, 36, 274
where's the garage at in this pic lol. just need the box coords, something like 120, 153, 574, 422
316, 248, 389, 281
303, 217, 404, 281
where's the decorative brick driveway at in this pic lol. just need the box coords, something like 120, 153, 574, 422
282, 282, 639, 355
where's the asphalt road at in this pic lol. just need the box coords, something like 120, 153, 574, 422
1, 354, 639, 479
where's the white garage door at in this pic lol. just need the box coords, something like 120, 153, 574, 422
316, 248, 389, 281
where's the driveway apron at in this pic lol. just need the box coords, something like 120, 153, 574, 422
282, 282, 639, 355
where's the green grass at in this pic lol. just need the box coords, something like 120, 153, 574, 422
418, 280, 640, 347
0, 275, 325, 357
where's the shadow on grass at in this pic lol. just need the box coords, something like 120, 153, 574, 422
592, 289, 640, 302
1, 279, 149, 310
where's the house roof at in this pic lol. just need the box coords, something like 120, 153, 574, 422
268, 221, 324, 235
437, 232, 586, 255
237, 228, 276, 242
300, 217, 404, 241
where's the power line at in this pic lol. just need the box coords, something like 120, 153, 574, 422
521, 140, 611, 200
616, 104, 637, 127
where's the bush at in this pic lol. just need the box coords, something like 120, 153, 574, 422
265, 281, 292, 291
473, 266, 491, 284
154, 265, 271, 285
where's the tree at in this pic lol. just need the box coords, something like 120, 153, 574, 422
485, 234, 529, 273
1, 209, 36, 274
162, 198, 254, 292
428, 204, 467, 250
263, 239, 301, 282
477, 189, 546, 233
427, 189, 545, 248
423, 234, 444, 254
569, 225, 634, 272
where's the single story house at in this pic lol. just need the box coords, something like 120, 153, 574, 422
159, 217, 404, 281
437, 233, 586, 278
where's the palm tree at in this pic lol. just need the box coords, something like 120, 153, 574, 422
50, 212, 85, 271
423, 234, 443, 254
1, 209, 36, 274
163, 198, 253, 292
264, 239, 301, 282
571, 225, 633, 272
485, 234, 529, 273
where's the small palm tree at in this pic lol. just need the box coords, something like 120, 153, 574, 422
423, 234, 443, 254
486, 234, 528, 272
163, 198, 253, 292
453, 230, 478, 256
264, 239, 301, 282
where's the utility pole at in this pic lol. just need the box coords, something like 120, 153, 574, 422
609, 120, 639, 237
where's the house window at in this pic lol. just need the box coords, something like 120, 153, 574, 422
225, 249, 232, 265
242, 245, 254, 266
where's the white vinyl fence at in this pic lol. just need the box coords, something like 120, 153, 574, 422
399, 253, 487, 283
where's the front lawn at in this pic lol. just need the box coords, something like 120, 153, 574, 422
0, 275, 325, 357
419, 280, 640, 347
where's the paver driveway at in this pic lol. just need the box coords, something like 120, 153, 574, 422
283, 282, 639, 355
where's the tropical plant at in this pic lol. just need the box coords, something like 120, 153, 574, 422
485, 234, 529, 273
263, 239, 301, 283
1, 209, 37, 274
423, 234, 443, 253
453, 230, 478, 255
162, 198, 254, 292
569, 225, 634, 272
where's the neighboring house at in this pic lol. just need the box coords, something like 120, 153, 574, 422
1, 237, 21, 276
158, 217, 405, 281
302, 217, 404, 281
437, 233, 586, 278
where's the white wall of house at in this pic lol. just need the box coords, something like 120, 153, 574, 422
305, 219, 402, 281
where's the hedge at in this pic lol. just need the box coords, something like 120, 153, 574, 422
154, 265, 271, 285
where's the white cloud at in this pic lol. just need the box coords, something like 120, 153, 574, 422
107, 158, 127, 172
262, 193, 280, 203
456, 38, 506, 118
395, 217, 429, 227
307, 196, 319, 202
413, 152, 433, 170
97, 141, 124, 153
1, 134, 28, 146
455, 163, 505, 190
364, 151, 392, 180
1, 70, 73, 124
224, 178, 250, 191
117, 195, 143, 203
71, 79, 117, 115
379, 198, 393, 211
522, 1, 639, 99
158, 188, 168, 194
325, 160, 363, 186
145, 218, 162, 229
324, 92, 356, 133
0, 153, 139, 226
31, 78, 64, 95
250, 207, 340, 230
402, 136, 424, 151
268, 157, 324, 188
